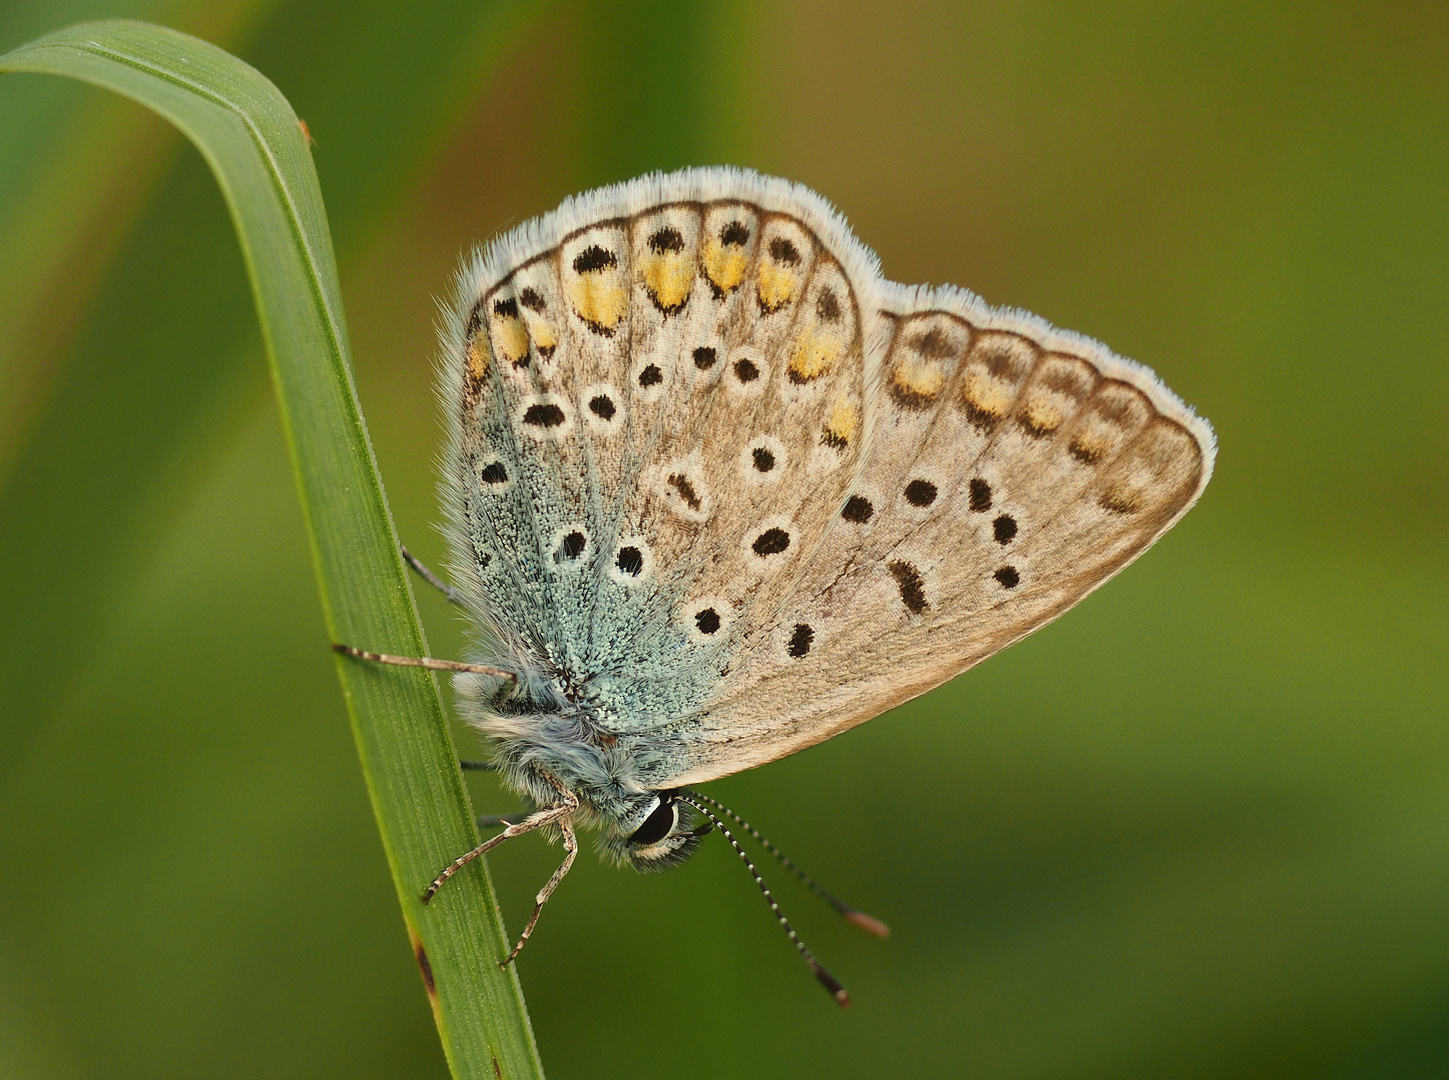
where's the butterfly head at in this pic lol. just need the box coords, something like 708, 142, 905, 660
601, 790, 709, 872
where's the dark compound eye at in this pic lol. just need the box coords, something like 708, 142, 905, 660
628, 798, 677, 846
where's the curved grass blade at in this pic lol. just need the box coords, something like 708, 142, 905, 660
0, 21, 543, 1080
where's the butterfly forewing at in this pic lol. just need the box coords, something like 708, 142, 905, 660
666, 303, 1211, 786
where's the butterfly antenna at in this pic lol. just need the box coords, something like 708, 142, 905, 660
681, 790, 890, 939
676, 793, 850, 1007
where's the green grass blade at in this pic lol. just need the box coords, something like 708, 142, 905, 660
0, 21, 543, 1080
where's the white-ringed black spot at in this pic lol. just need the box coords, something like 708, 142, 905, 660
751, 528, 790, 556
695, 608, 721, 635
968, 478, 992, 512
734, 358, 760, 383
589, 394, 616, 420
649, 226, 685, 254
787, 623, 814, 658
523, 403, 566, 428
638, 364, 663, 388
478, 461, 508, 484
572, 245, 617, 274
617, 546, 645, 576
667, 473, 702, 511
556, 531, 586, 562
904, 479, 937, 507
888, 560, 928, 614
993, 515, 1018, 544
841, 495, 873, 523
994, 566, 1020, 588
752, 447, 775, 472
693, 346, 717, 370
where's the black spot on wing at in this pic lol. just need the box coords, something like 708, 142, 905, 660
994, 566, 1020, 588
752, 447, 775, 472
751, 528, 790, 556
668, 473, 702, 511
572, 245, 617, 274
734, 358, 759, 383
617, 546, 644, 576
720, 221, 750, 246
888, 560, 928, 614
993, 515, 1017, 544
787, 623, 814, 658
768, 236, 802, 265
519, 287, 546, 312
968, 478, 993, 512
638, 364, 663, 388
523, 403, 566, 428
589, 394, 616, 420
649, 226, 685, 254
695, 607, 721, 635
555, 531, 586, 563
909, 327, 956, 358
479, 461, 508, 484
841, 495, 873, 523
693, 346, 717, 370
904, 479, 937, 507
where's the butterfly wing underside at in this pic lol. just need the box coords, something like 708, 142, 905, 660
442, 173, 879, 730
668, 298, 1214, 786
439, 169, 1213, 790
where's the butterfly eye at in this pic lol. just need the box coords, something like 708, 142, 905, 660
628, 798, 678, 846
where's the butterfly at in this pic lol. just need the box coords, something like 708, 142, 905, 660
336, 167, 1215, 1004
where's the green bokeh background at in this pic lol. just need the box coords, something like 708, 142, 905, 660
2, 2, 1445, 1077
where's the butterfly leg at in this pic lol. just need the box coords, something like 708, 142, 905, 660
331, 642, 517, 696
422, 788, 578, 904
500, 817, 577, 968
400, 543, 466, 606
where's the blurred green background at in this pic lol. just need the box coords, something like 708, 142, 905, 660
2, 1, 1446, 1077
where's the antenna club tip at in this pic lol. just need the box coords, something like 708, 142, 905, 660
844, 910, 892, 938
813, 965, 851, 1007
